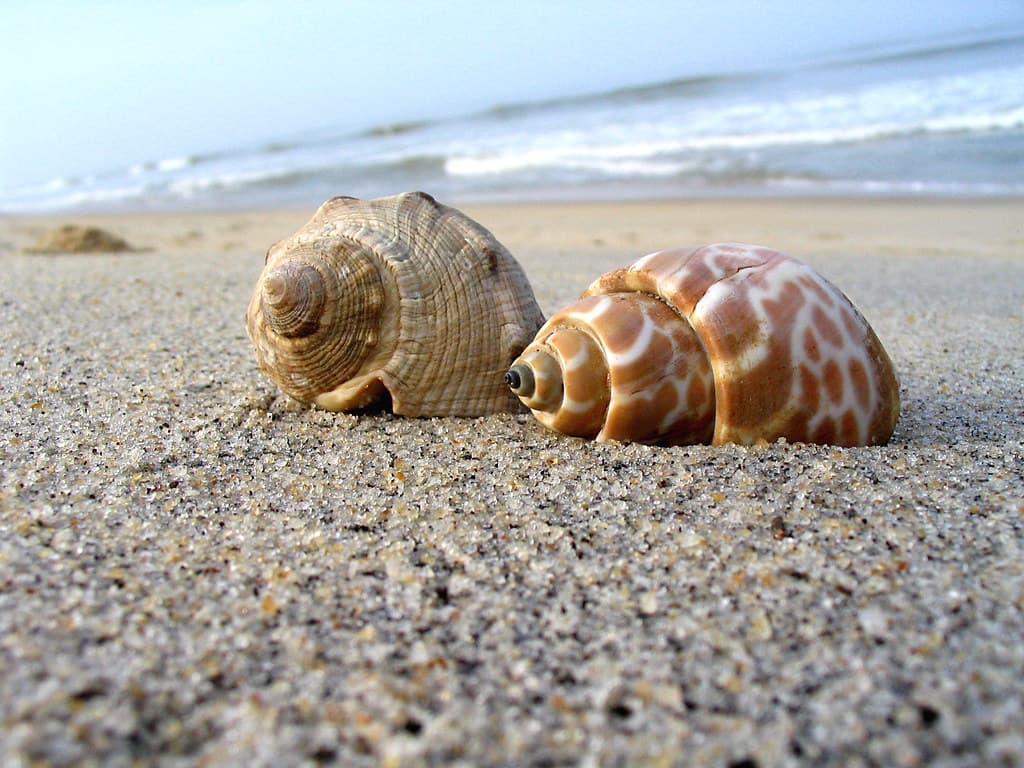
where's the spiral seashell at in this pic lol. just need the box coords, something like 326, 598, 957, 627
507, 243, 899, 446
246, 192, 545, 416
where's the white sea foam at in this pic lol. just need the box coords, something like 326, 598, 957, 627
2, 36, 1022, 211
166, 166, 302, 196
157, 155, 195, 172
446, 62, 1024, 179
43, 177, 72, 191
446, 147, 696, 177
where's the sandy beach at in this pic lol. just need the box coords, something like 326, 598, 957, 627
1, 196, 1022, 765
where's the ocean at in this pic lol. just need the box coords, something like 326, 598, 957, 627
3, 28, 1023, 212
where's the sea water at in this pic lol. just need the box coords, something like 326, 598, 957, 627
3, 28, 1022, 211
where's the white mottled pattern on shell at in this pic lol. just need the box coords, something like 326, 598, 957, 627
511, 242, 900, 446
523, 291, 716, 445
691, 255, 879, 444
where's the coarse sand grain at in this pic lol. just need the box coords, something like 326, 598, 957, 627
1, 198, 1022, 766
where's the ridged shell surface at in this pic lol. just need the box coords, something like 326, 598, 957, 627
508, 243, 900, 446
247, 192, 545, 416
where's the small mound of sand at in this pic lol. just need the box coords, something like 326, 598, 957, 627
24, 224, 139, 254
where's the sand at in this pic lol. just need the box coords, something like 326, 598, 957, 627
0, 197, 1022, 766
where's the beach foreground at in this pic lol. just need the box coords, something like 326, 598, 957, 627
1, 198, 1022, 765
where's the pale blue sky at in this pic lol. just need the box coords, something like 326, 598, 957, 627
2, 0, 1021, 189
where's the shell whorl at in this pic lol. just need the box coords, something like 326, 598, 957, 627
246, 192, 545, 416
260, 262, 327, 338
247, 236, 388, 406
508, 293, 715, 444
509, 243, 900, 447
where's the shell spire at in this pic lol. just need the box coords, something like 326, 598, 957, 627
260, 262, 327, 338
247, 192, 545, 416
508, 243, 900, 447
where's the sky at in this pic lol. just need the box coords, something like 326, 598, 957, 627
2, 0, 1022, 190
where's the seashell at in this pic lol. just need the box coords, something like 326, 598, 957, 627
246, 192, 545, 416
507, 243, 899, 446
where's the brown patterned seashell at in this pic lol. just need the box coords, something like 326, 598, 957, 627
247, 192, 545, 416
507, 243, 899, 446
